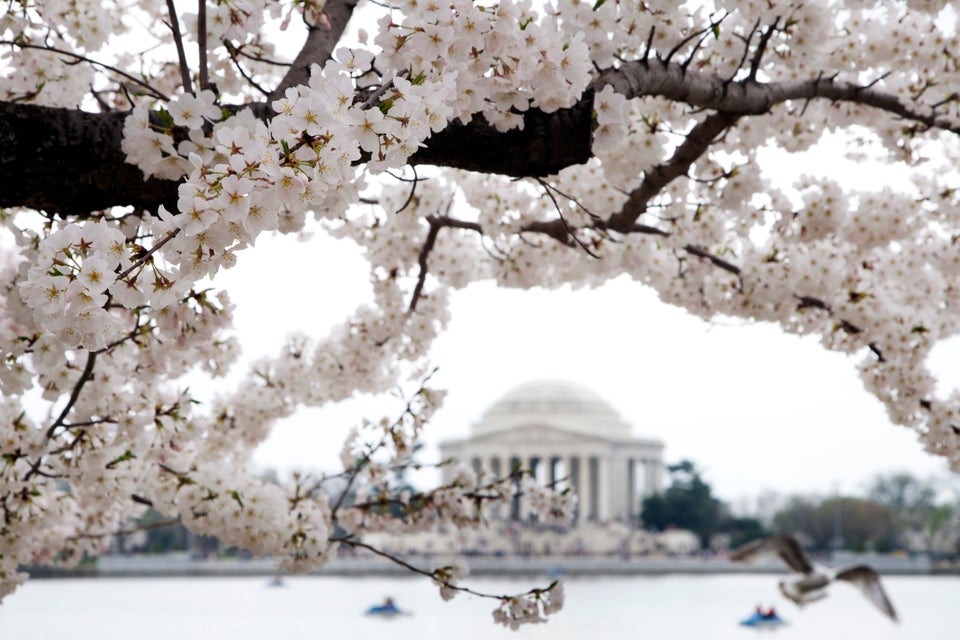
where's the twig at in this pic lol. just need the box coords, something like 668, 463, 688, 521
747, 17, 781, 81
0, 41, 169, 100
198, 0, 209, 91
332, 535, 558, 602
46, 351, 98, 439
662, 14, 726, 65
387, 166, 422, 214
535, 178, 600, 258
726, 18, 761, 83
224, 42, 272, 97
640, 26, 656, 63
409, 216, 483, 312
165, 0, 194, 94
683, 243, 742, 276
115, 228, 182, 282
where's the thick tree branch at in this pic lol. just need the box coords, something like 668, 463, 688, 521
269, 0, 359, 102
0, 102, 179, 215
408, 95, 595, 177
0, 100, 592, 215
606, 111, 740, 232
2, 58, 959, 216
593, 59, 960, 134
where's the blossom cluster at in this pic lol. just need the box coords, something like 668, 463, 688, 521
17, 220, 133, 351
492, 580, 565, 630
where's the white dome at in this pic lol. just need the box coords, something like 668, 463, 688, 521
473, 379, 631, 439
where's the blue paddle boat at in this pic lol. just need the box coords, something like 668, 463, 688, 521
740, 609, 787, 628
365, 598, 408, 618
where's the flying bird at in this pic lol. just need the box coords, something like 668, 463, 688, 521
730, 534, 898, 622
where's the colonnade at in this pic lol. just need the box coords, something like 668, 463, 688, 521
469, 452, 663, 522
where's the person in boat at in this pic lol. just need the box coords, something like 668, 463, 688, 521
381, 597, 398, 612
763, 606, 778, 620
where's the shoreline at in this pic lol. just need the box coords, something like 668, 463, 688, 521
29, 552, 952, 579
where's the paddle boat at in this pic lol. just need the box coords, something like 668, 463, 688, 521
365, 598, 408, 618
740, 608, 787, 629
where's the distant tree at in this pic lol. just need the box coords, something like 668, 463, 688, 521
924, 505, 956, 558
868, 473, 938, 512
641, 460, 722, 548
132, 509, 189, 555
772, 496, 821, 547
719, 515, 768, 550
773, 496, 895, 552
868, 472, 938, 548
827, 497, 897, 552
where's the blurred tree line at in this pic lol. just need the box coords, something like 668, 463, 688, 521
641, 461, 960, 556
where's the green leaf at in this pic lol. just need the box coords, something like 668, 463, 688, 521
592, 0, 607, 10
231, 490, 244, 508
106, 450, 135, 469
378, 99, 394, 114
156, 107, 174, 128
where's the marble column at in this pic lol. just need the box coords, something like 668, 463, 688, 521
588, 456, 599, 521
569, 455, 582, 521
597, 455, 610, 521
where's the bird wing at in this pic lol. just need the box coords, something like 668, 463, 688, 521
835, 565, 899, 622
730, 535, 814, 574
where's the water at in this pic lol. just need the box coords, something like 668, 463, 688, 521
0, 574, 956, 639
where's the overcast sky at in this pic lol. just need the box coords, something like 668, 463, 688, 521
198, 227, 956, 511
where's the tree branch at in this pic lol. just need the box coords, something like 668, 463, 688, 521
3, 57, 959, 216
408, 96, 595, 177
165, 0, 194, 94
606, 111, 740, 232
410, 215, 483, 312
0, 100, 592, 215
593, 59, 960, 134
269, 0, 359, 102
332, 535, 559, 605
0, 102, 179, 215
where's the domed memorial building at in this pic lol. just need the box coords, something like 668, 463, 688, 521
439, 380, 665, 523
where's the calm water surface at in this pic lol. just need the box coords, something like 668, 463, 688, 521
0, 574, 956, 639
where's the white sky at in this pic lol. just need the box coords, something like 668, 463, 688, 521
197, 228, 956, 512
